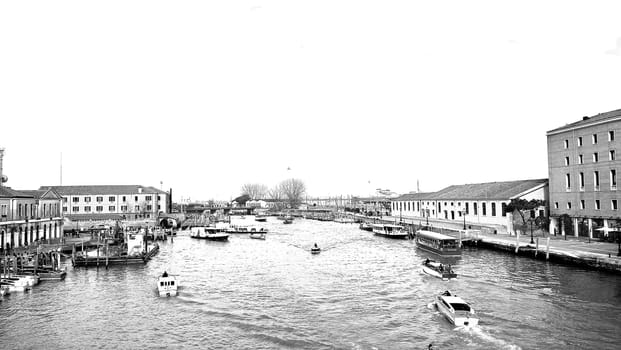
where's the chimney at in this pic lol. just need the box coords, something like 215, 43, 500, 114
582, 116, 590, 121
138, 187, 143, 194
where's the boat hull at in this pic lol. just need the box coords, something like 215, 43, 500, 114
373, 232, 408, 239
435, 294, 478, 327
191, 235, 229, 241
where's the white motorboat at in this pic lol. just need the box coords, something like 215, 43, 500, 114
190, 226, 229, 241
1, 273, 39, 286
158, 272, 179, 297
435, 290, 478, 326
422, 260, 457, 280
249, 232, 266, 240
371, 224, 408, 239
310, 244, 321, 255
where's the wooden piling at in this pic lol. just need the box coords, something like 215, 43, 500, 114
515, 231, 520, 254
546, 237, 550, 260
535, 237, 539, 257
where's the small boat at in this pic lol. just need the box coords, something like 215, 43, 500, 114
435, 290, 478, 326
422, 259, 456, 280
249, 231, 267, 240
371, 224, 408, 239
0, 273, 39, 287
359, 222, 373, 232
283, 217, 293, 224
255, 214, 268, 222
158, 271, 178, 297
190, 226, 229, 241
310, 244, 321, 254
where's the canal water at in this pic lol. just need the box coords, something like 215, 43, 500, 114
1, 218, 620, 349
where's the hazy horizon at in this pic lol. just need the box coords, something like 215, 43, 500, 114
2, 1, 620, 201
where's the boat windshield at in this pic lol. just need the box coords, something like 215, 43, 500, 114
451, 303, 471, 312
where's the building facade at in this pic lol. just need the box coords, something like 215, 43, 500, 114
391, 179, 549, 233
41, 185, 170, 221
0, 187, 63, 250
546, 109, 621, 238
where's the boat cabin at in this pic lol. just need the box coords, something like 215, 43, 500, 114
415, 230, 461, 256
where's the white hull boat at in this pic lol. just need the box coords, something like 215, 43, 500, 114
158, 273, 179, 297
435, 290, 478, 326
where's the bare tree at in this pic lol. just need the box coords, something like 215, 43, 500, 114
240, 183, 268, 199
279, 178, 306, 209
267, 186, 283, 201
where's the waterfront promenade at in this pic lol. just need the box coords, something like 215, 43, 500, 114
377, 215, 621, 273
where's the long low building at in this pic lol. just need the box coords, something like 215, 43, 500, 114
40, 185, 170, 221
391, 179, 549, 234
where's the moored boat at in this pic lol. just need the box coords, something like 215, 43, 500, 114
283, 217, 293, 224
310, 243, 321, 254
255, 214, 268, 222
422, 259, 456, 280
372, 224, 408, 239
435, 290, 478, 326
415, 230, 461, 256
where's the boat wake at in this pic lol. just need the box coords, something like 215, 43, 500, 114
455, 325, 522, 350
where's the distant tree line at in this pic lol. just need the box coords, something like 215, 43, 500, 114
240, 178, 306, 209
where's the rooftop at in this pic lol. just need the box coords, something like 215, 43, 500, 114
0, 187, 33, 199
392, 179, 548, 201
40, 185, 168, 196
547, 108, 621, 135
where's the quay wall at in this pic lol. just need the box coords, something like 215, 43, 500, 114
466, 239, 621, 275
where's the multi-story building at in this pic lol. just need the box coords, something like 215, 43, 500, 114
391, 179, 549, 233
41, 185, 170, 221
0, 187, 63, 250
546, 109, 621, 238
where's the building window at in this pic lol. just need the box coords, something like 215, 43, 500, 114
567, 202, 572, 209
578, 154, 583, 164
579, 172, 585, 190
610, 150, 616, 161
609, 130, 615, 142
135, 196, 138, 201
594, 171, 600, 190
593, 153, 599, 163
578, 136, 583, 147
565, 173, 571, 190
564, 139, 569, 148
96, 196, 103, 202
465, 202, 469, 214
554, 202, 559, 209
612, 199, 618, 210
108, 206, 115, 211
595, 200, 600, 210
63, 197, 67, 203
501, 203, 507, 217
593, 134, 598, 144
62, 206, 67, 212
121, 206, 127, 212
122, 196, 127, 202
96, 206, 103, 212
72, 197, 79, 203
72, 206, 79, 212
491, 203, 496, 216
134, 205, 140, 211
580, 200, 585, 209
482, 203, 487, 216
611, 169, 617, 190
157, 195, 161, 201
147, 205, 152, 211
146, 196, 153, 201
564, 156, 570, 166
157, 205, 161, 210
473, 203, 478, 215
109, 196, 115, 202
84, 197, 91, 203
84, 206, 91, 212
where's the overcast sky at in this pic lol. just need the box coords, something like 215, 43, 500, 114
1, 1, 620, 201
